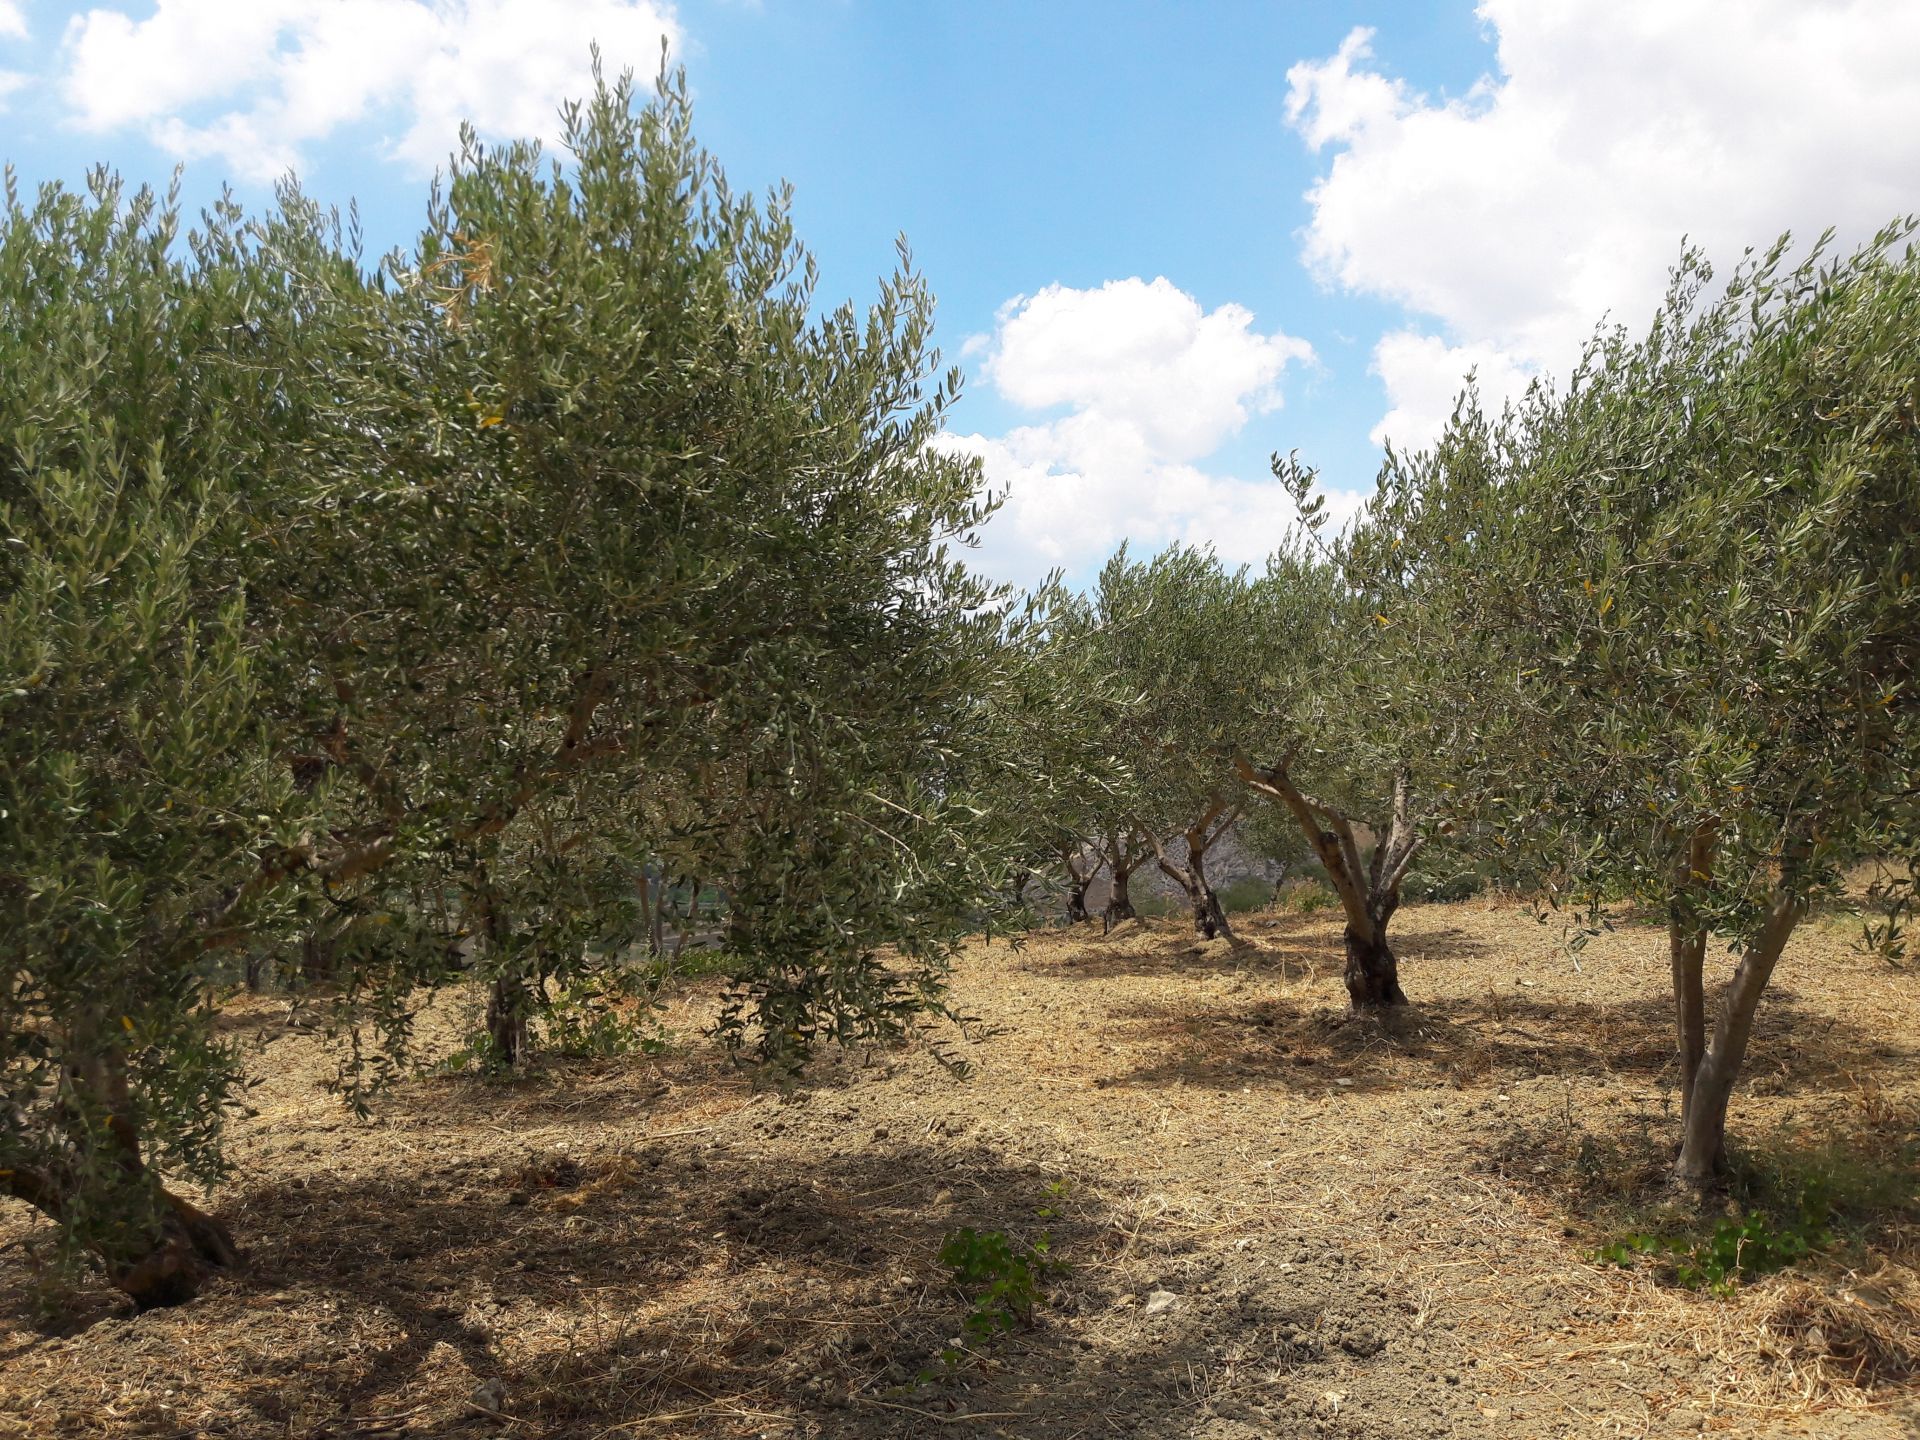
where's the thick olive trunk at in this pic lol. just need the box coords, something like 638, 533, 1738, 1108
1151, 802, 1239, 941
295, 926, 338, 987
1156, 847, 1234, 940
1190, 885, 1231, 941
1343, 923, 1407, 1008
1060, 844, 1101, 924
8, 1047, 244, 1308
1674, 1060, 1736, 1189
480, 883, 528, 1066
1235, 758, 1424, 1009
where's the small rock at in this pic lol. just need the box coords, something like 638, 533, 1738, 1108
1143, 1289, 1178, 1315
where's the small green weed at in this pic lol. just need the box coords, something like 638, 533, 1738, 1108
1591, 1182, 1833, 1295
540, 985, 663, 1059
938, 1225, 1065, 1340
1215, 877, 1274, 914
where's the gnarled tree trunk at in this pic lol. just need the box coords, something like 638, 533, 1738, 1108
1059, 843, 1101, 924
1343, 900, 1407, 1006
1150, 794, 1240, 941
113, 1191, 242, 1310
1099, 829, 1147, 931
486, 971, 530, 1066
1666, 890, 1797, 1198
478, 880, 529, 1066
1668, 838, 1803, 1191
1236, 754, 1424, 1010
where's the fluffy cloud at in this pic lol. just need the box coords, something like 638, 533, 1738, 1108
0, 1, 24, 111
942, 278, 1327, 586
983, 278, 1310, 462
59, 0, 680, 182
1366, 331, 1536, 452
1288, 2, 1920, 450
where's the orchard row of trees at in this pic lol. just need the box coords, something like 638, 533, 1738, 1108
1024, 225, 1919, 1197
4, 68, 1915, 1309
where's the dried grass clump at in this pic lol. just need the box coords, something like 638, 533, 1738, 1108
1743, 1267, 1920, 1399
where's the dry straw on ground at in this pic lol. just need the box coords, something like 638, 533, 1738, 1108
2, 900, 1916, 1438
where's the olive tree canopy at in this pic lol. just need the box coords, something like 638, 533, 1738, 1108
1359, 225, 1920, 1186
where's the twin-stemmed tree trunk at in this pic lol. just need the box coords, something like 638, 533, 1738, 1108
1665, 824, 1807, 1191
1235, 756, 1424, 1008
1098, 828, 1150, 931
1149, 794, 1240, 940
1058, 843, 1102, 924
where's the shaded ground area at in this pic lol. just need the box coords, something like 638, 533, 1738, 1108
2, 902, 1917, 1438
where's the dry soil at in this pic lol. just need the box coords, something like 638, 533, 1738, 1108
2, 900, 1917, 1439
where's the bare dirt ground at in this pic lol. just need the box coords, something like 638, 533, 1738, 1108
3, 900, 1917, 1439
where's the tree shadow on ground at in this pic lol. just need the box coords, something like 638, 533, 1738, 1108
1101, 984, 1891, 1100
0, 1130, 1441, 1439
1476, 1098, 1920, 1391
1011, 914, 1393, 986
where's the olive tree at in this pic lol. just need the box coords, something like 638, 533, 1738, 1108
0, 169, 317, 1304
1077, 546, 1268, 939
974, 579, 1128, 928
1366, 227, 1920, 1188
1229, 536, 1445, 1007
1, 73, 1060, 1303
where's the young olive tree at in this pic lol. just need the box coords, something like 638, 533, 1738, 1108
1040, 582, 1152, 927
975, 579, 1127, 929
1367, 227, 1920, 1188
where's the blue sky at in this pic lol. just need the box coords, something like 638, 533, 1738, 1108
4, 1, 1918, 585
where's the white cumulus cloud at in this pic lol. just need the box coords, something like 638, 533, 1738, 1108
1288, 1, 1920, 451
1367, 331, 1536, 453
59, 0, 680, 183
943, 277, 1325, 586
982, 277, 1311, 462
0, 0, 26, 111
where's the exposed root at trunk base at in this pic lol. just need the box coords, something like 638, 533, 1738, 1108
112, 1193, 242, 1310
